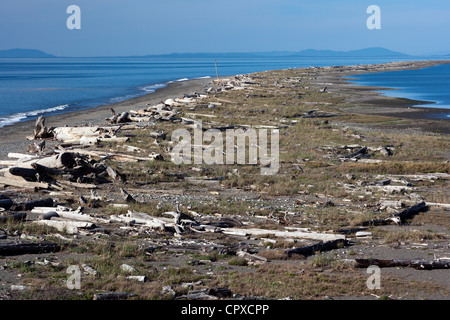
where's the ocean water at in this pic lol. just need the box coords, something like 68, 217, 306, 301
0, 56, 445, 127
345, 63, 450, 118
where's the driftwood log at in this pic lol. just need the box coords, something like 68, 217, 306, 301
360, 202, 428, 226
29, 116, 53, 140
221, 227, 345, 241
33, 219, 96, 234
286, 239, 348, 257
354, 258, 450, 270
0, 199, 14, 210
93, 292, 136, 300
8, 167, 39, 180
342, 146, 367, 159
10, 198, 53, 211
0, 176, 51, 190
0, 242, 61, 256
145, 243, 225, 255
0, 212, 27, 223
33, 152, 76, 169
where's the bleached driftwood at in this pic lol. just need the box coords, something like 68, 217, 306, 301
57, 180, 98, 189
32, 206, 107, 223
0, 176, 51, 190
66, 149, 163, 163
52, 127, 100, 142
33, 219, 96, 234
31, 152, 76, 169
221, 227, 345, 241
28, 116, 53, 140
110, 211, 170, 230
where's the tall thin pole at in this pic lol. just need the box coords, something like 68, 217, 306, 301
214, 59, 219, 82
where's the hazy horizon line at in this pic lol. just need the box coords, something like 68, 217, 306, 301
1, 47, 449, 59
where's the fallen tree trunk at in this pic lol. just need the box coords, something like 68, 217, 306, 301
221, 227, 345, 241
286, 239, 347, 257
110, 211, 168, 230
67, 149, 162, 162
33, 152, 76, 169
342, 146, 367, 159
0, 176, 51, 190
201, 217, 243, 228
360, 201, 428, 226
10, 198, 53, 211
176, 292, 218, 300
33, 220, 95, 234
57, 180, 98, 189
31, 163, 61, 176
0, 212, 27, 222
354, 258, 450, 270
52, 126, 100, 141
394, 201, 428, 223
0, 242, 61, 256
8, 167, 38, 179
98, 137, 130, 143
237, 250, 269, 262
32, 206, 106, 223
0, 199, 14, 210
145, 243, 225, 254
93, 292, 136, 301
411, 260, 450, 270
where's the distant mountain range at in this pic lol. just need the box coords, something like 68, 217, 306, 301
1, 47, 446, 59
290, 47, 408, 57
0, 48, 56, 58
141, 47, 409, 58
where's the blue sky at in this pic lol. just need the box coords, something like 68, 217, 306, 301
0, 0, 449, 56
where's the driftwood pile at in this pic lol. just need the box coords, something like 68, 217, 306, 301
211, 75, 258, 92
106, 93, 208, 124
28, 116, 129, 146
0, 151, 119, 190
0, 114, 169, 191
319, 144, 394, 162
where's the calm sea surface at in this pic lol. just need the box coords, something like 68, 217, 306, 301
345, 63, 450, 118
0, 56, 447, 127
